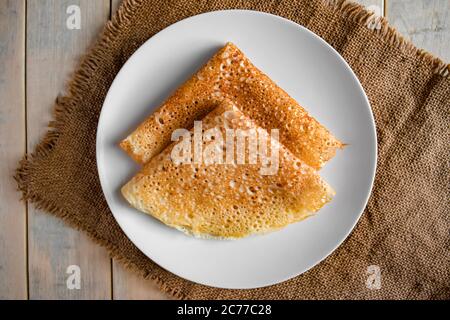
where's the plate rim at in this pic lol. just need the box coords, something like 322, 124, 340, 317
96, 9, 377, 289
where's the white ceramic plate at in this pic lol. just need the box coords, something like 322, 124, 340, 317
97, 10, 377, 289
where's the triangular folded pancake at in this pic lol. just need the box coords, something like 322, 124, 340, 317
121, 101, 335, 239
120, 42, 342, 170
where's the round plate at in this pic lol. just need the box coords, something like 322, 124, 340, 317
97, 10, 377, 289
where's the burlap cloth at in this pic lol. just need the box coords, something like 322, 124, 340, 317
15, 0, 450, 299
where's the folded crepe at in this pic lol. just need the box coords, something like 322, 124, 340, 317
120, 42, 342, 170
121, 101, 335, 239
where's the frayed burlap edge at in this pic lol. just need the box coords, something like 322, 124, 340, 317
331, 0, 449, 76
14, 0, 450, 300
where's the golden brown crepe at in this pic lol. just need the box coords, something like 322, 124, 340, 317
121, 101, 335, 239
120, 42, 342, 170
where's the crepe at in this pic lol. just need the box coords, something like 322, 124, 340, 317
121, 101, 335, 239
120, 42, 343, 170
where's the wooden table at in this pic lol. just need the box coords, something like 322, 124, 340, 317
0, 0, 448, 299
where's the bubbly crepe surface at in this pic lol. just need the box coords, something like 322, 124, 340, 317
121, 102, 335, 239
120, 42, 342, 169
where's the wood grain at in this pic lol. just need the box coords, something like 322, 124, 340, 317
26, 0, 111, 299
111, 0, 121, 14
112, 261, 170, 300
0, 0, 27, 300
107, 0, 170, 300
388, 0, 450, 62
356, 0, 385, 16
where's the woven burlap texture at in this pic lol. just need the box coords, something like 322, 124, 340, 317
15, 0, 450, 299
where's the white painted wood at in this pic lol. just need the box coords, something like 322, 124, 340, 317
112, 261, 170, 300
26, 0, 112, 299
111, 0, 121, 14
356, 0, 385, 16
0, 0, 27, 300
388, 0, 450, 62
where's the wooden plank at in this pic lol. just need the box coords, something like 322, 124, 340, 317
112, 261, 170, 300
26, 0, 112, 299
108, 0, 171, 300
387, 0, 450, 62
0, 0, 27, 300
356, 0, 385, 16
111, 0, 121, 14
